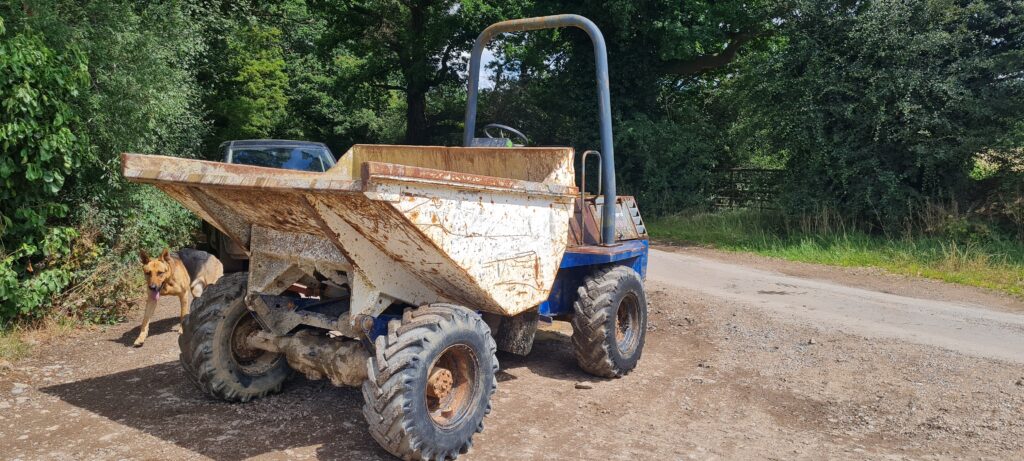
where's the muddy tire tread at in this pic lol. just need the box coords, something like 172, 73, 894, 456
178, 272, 287, 402
571, 265, 647, 378
362, 304, 497, 461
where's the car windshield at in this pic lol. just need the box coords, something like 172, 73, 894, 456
231, 146, 333, 172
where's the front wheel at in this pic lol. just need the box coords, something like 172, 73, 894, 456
179, 272, 290, 402
571, 265, 648, 378
362, 304, 498, 461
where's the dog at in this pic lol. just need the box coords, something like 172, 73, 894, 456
136, 248, 224, 347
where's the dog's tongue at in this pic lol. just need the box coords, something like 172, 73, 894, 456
149, 289, 160, 301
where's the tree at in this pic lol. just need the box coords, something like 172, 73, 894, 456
239, 0, 403, 148
312, 0, 514, 144
1, 1, 208, 322
473, 1, 781, 212
728, 0, 1024, 227
213, 24, 291, 140
486, 0, 780, 114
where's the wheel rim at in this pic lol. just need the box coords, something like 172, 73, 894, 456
230, 311, 282, 376
425, 344, 479, 429
614, 292, 642, 356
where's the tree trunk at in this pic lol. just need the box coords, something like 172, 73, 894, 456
403, 2, 429, 145
405, 88, 428, 144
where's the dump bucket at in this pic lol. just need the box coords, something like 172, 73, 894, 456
122, 145, 577, 317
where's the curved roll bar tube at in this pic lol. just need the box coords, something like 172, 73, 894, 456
463, 14, 617, 245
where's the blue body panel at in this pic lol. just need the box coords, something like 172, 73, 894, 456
539, 239, 649, 317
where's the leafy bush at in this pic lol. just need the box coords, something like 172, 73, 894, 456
1, 2, 206, 326
76, 186, 198, 259
616, 114, 718, 216
0, 20, 90, 324
972, 151, 1024, 238
730, 0, 1024, 230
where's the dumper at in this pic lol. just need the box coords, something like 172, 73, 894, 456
122, 15, 649, 460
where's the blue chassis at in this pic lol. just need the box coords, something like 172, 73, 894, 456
369, 239, 649, 339
538, 239, 648, 317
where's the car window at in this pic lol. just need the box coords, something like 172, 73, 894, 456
231, 147, 332, 172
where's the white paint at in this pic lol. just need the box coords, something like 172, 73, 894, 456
377, 181, 573, 315
307, 194, 445, 318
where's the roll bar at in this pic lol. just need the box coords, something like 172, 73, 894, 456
462, 14, 617, 245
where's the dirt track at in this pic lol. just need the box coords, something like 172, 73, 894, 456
2, 245, 1023, 460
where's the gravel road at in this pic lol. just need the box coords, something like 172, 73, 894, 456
1, 245, 1022, 460
648, 247, 1024, 363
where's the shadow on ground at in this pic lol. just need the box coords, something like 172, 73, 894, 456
39, 335, 583, 460
497, 329, 595, 383
40, 361, 390, 460
111, 317, 180, 347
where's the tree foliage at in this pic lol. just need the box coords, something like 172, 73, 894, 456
0, 18, 88, 320
0, 0, 1021, 324
1, 1, 206, 324
473, 0, 780, 212
213, 24, 290, 140
314, 0, 514, 144
728, 0, 1024, 228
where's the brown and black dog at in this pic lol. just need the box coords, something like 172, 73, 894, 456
136, 248, 224, 347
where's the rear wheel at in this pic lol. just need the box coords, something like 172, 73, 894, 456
217, 237, 247, 273
179, 272, 290, 402
362, 304, 497, 461
571, 265, 648, 378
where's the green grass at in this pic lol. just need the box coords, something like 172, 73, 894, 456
648, 209, 1024, 297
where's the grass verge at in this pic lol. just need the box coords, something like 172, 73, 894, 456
0, 317, 78, 364
648, 209, 1024, 298
0, 328, 32, 363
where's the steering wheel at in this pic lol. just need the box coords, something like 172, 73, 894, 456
483, 123, 529, 147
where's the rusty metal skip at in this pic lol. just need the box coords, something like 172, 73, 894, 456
122, 14, 649, 461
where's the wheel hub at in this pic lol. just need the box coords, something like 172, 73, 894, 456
426, 344, 478, 428
230, 313, 281, 376
232, 315, 263, 361
614, 293, 641, 356
427, 368, 455, 402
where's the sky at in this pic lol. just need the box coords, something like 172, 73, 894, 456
461, 48, 498, 90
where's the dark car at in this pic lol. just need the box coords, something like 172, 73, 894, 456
206, 140, 337, 271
